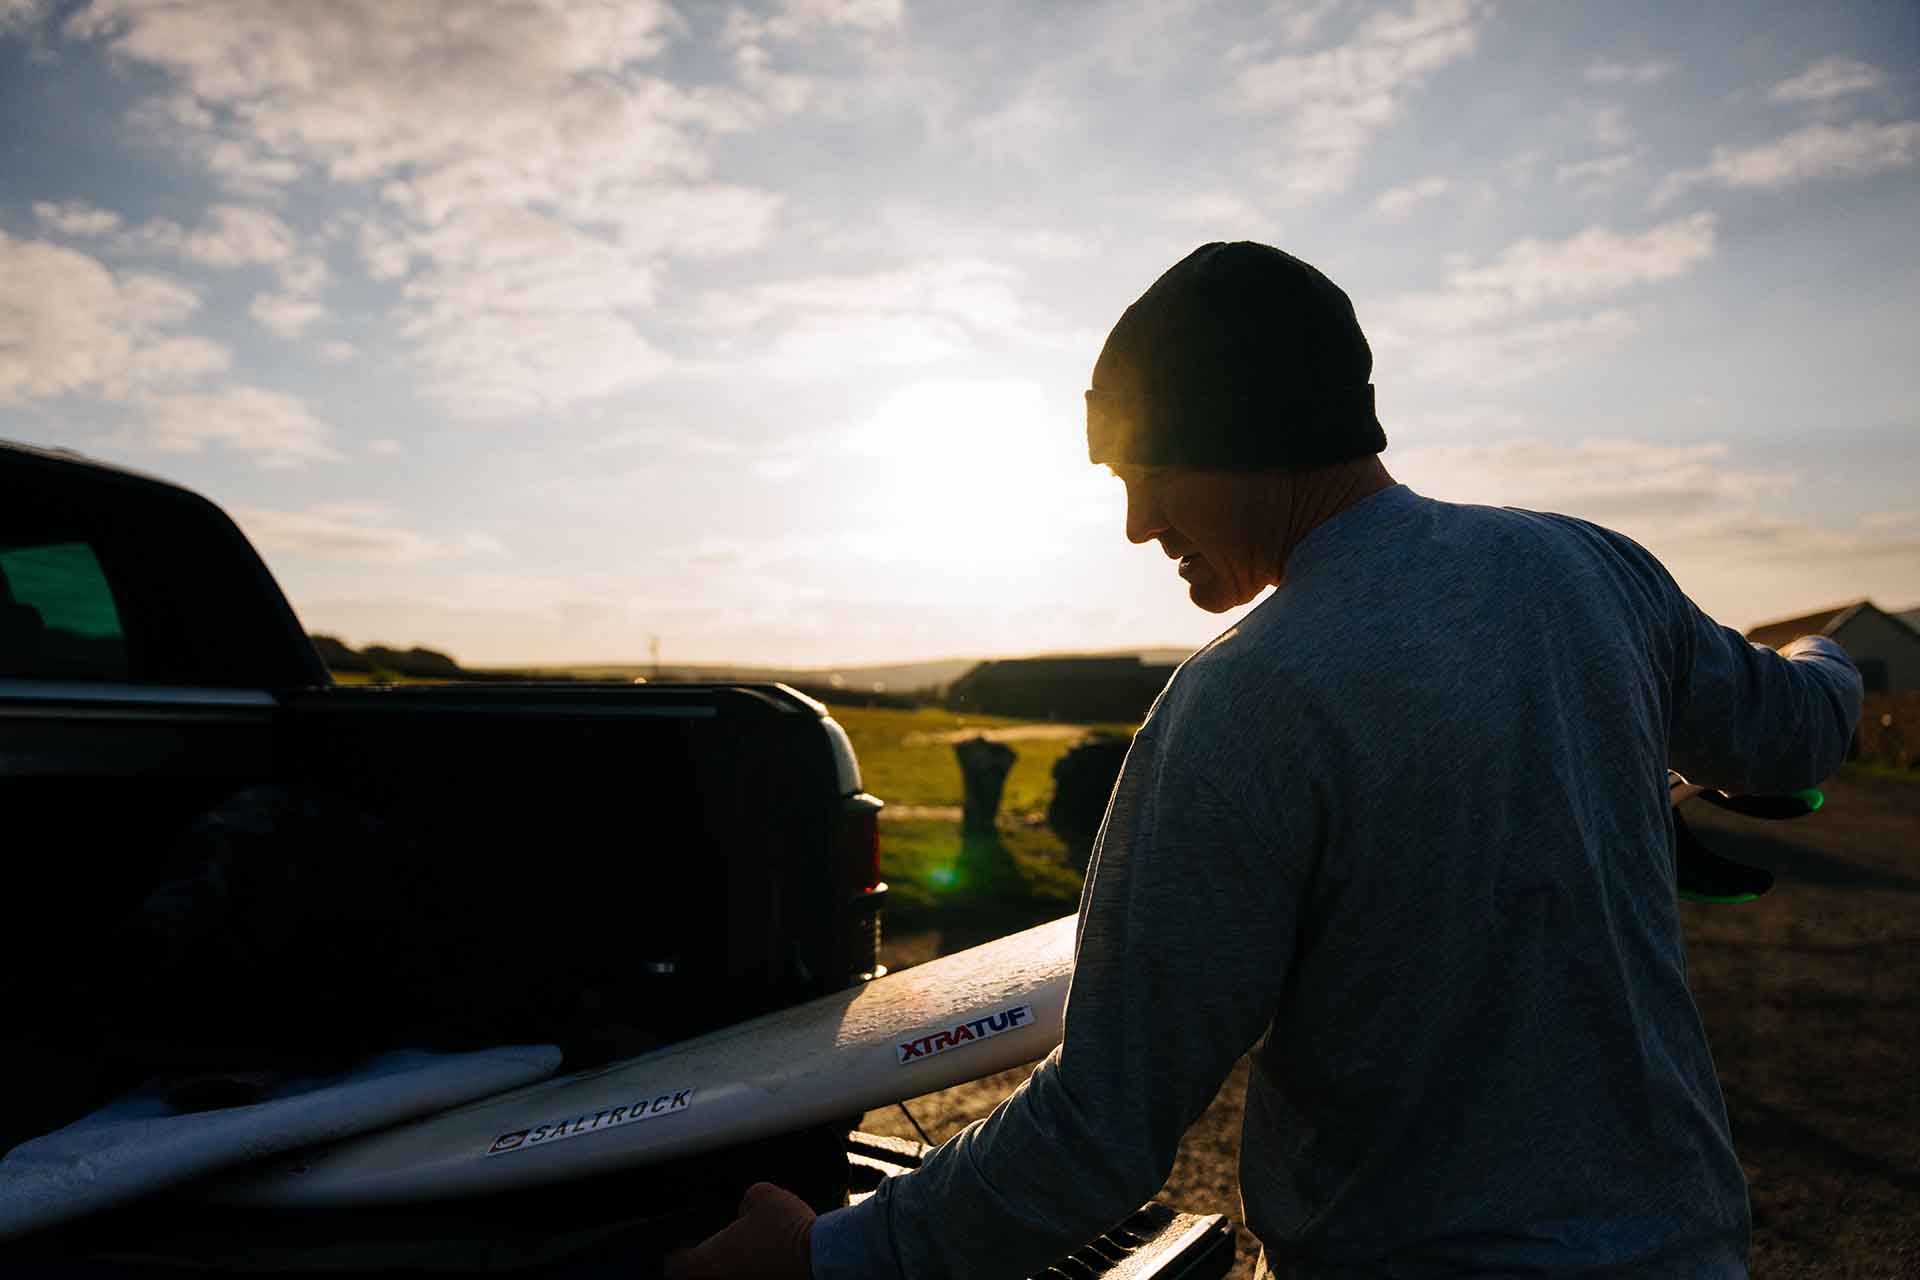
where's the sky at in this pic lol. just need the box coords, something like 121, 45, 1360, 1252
2, 0, 1916, 670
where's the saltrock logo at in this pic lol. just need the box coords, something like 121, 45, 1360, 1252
484, 1088, 694, 1157
897, 1004, 1033, 1064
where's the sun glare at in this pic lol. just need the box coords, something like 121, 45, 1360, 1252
840, 377, 1116, 572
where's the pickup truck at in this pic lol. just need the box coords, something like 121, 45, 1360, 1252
1, 440, 1236, 1278
1, 438, 887, 1118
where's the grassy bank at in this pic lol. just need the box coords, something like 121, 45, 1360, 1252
877, 817, 1085, 933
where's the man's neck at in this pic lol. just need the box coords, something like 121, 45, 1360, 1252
1278, 457, 1395, 562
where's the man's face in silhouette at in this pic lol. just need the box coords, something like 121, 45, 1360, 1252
1109, 464, 1289, 613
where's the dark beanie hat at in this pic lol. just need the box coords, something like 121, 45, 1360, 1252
1086, 241, 1385, 470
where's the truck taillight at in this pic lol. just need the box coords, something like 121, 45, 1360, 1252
839, 792, 887, 982
840, 792, 883, 891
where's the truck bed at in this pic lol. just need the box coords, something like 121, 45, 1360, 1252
9, 1129, 1235, 1278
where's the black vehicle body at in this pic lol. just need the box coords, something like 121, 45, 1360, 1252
2, 440, 884, 1130
2, 441, 1233, 1277
12, 1130, 1235, 1278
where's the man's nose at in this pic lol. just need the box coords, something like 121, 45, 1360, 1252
1124, 489, 1165, 545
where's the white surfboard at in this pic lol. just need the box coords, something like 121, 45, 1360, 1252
203, 914, 1076, 1207
0, 1047, 564, 1239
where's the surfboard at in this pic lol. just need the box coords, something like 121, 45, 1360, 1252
0, 1047, 564, 1239
202, 914, 1075, 1207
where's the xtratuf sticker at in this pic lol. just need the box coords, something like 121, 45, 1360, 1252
897, 1004, 1033, 1064
485, 1088, 693, 1156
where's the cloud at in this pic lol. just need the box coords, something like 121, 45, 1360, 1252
0, 0, 48, 30
392, 207, 662, 315
375, 206, 671, 414
838, 200, 1104, 269
724, 40, 815, 114
750, 0, 903, 41
132, 204, 296, 268
725, 0, 906, 43
1004, 228, 1097, 259
121, 386, 341, 467
1373, 174, 1449, 216
66, 0, 692, 192
699, 256, 1079, 374
600, 184, 785, 259
202, 137, 304, 191
1768, 56, 1886, 105
32, 200, 122, 236
1273, 0, 1347, 49
1225, 0, 1490, 201
121, 204, 332, 299
317, 341, 358, 364
1652, 120, 1920, 206
964, 90, 1079, 169
1441, 213, 1717, 307
589, 424, 743, 458
1388, 403, 1531, 443
1583, 59, 1674, 86
1589, 104, 1633, 148
248, 290, 325, 338
1369, 215, 1717, 384
228, 501, 496, 563
1555, 151, 1640, 197
1395, 437, 1788, 522
1384, 308, 1644, 386
67, 0, 788, 415
1680, 512, 1920, 564
763, 313, 971, 376
717, 0, 904, 114
0, 231, 230, 404
1161, 190, 1286, 242
403, 308, 671, 417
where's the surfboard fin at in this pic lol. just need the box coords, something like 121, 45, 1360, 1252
1673, 808, 1774, 904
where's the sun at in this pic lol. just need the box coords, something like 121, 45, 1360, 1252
841, 377, 1116, 569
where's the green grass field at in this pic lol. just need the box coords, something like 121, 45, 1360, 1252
827, 703, 1130, 817
827, 703, 1134, 940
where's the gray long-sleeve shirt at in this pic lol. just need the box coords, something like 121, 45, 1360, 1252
813, 484, 1861, 1279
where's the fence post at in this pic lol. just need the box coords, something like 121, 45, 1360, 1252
954, 736, 1017, 835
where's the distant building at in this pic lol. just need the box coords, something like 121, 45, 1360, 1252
1745, 600, 1920, 694
947, 655, 1178, 723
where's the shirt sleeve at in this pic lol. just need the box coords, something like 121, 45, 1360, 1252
1666, 596, 1863, 794
814, 719, 1311, 1280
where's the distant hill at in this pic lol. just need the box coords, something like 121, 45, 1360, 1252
948, 654, 1178, 722
314, 639, 1200, 701
540, 647, 1196, 695
1900, 606, 1920, 633
312, 634, 465, 678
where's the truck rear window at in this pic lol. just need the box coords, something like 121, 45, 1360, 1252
0, 540, 130, 680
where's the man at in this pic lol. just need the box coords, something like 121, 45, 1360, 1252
670, 242, 1861, 1278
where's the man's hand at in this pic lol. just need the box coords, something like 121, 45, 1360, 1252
665, 1181, 816, 1280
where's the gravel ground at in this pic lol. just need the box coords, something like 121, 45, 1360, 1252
867, 768, 1919, 1279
